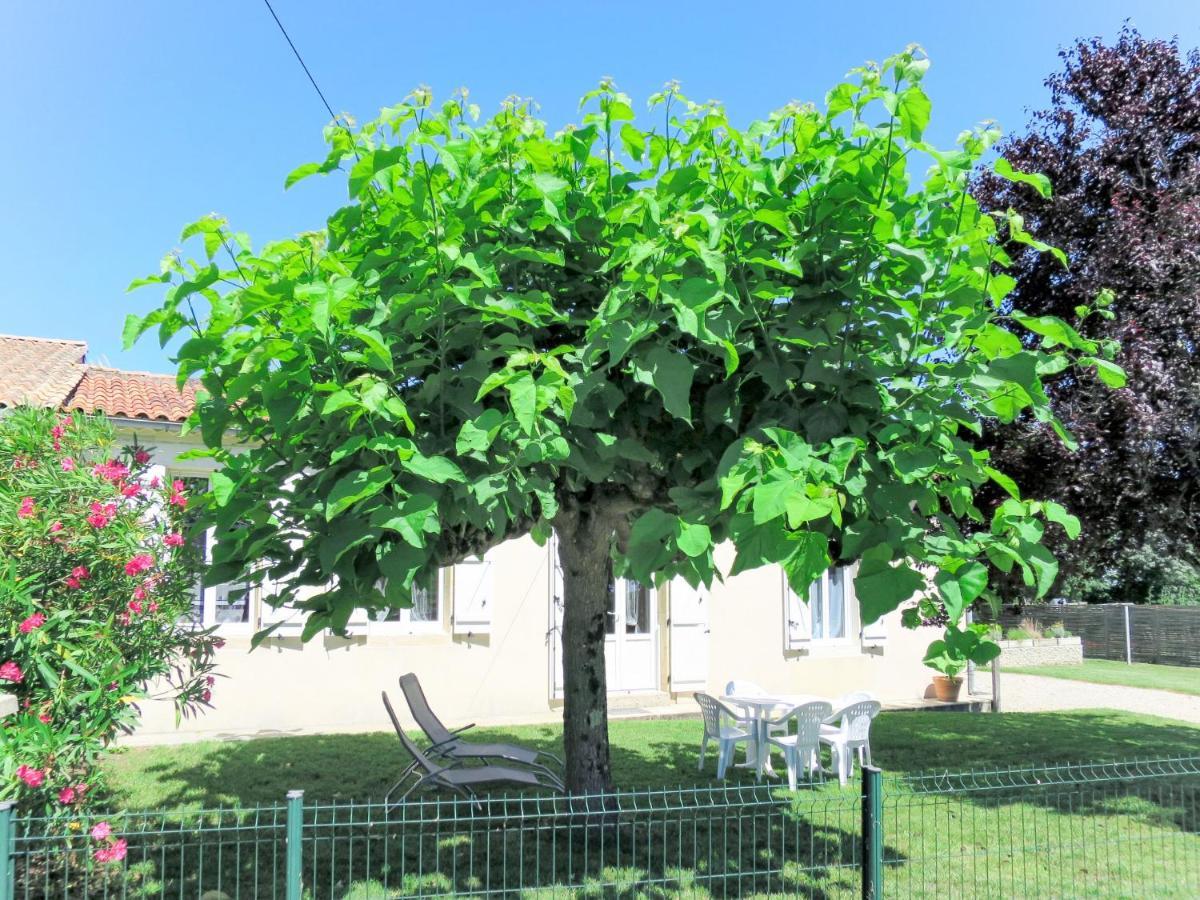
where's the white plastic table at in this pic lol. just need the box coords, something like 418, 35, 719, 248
720, 693, 826, 779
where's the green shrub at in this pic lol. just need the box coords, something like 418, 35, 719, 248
1006, 627, 1034, 641
0, 408, 218, 825
1044, 621, 1072, 638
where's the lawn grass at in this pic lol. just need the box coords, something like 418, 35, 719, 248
40, 711, 1199, 897
100, 708, 1200, 809
1005, 658, 1200, 696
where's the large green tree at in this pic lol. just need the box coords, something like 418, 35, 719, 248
129, 49, 1112, 792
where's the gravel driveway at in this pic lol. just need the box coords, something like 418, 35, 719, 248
994, 672, 1200, 725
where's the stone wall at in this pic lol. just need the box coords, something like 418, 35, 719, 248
998, 636, 1084, 667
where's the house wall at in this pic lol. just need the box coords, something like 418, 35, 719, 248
124, 425, 940, 745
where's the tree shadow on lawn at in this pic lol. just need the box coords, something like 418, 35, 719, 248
90, 711, 1200, 897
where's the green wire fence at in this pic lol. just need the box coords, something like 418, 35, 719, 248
2, 755, 1198, 898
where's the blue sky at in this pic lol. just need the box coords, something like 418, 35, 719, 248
2, 2, 1196, 374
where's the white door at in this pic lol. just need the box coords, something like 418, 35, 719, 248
548, 538, 659, 697
669, 577, 709, 691
607, 578, 658, 692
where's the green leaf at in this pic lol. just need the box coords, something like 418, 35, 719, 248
1086, 357, 1127, 388
895, 86, 931, 141
855, 546, 925, 625
677, 521, 712, 558
780, 532, 830, 596
983, 466, 1021, 501
507, 372, 538, 434
994, 157, 1052, 199
285, 161, 322, 189
210, 471, 237, 507
326, 467, 392, 520
934, 561, 987, 622
1042, 501, 1081, 540
632, 347, 695, 422
404, 453, 466, 484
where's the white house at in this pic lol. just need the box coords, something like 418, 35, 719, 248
1, 334, 942, 744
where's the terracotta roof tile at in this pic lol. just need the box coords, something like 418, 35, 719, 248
65, 367, 198, 423
0, 334, 87, 408
0, 333, 197, 423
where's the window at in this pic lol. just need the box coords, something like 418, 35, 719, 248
606, 578, 652, 635
370, 576, 443, 632
173, 474, 252, 631
810, 566, 849, 641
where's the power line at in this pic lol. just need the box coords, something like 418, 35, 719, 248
260, 0, 341, 126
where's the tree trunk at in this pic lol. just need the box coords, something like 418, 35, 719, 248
555, 502, 616, 795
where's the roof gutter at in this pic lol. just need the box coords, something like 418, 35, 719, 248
109, 417, 186, 433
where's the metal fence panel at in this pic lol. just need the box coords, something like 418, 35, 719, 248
5, 755, 1200, 898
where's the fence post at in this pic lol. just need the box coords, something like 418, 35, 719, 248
861, 765, 883, 900
286, 789, 304, 900
0, 800, 13, 900
991, 659, 1002, 713
1123, 604, 1133, 664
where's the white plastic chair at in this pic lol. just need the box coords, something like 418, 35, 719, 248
765, 701, 833, 789
694, 693, 752, 780
824, 691, 874, 725
819, 699, 881, 785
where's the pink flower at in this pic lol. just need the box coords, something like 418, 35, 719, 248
91, 822, 112, 840
19, 613, 46, 633
202, 689, 212, 702
49, 521, 63, 533
164, 532, 185, 547
172, 479, 185, 492
60, 456, 75, 472
169, 492, 187, 508
58, 786, 76, 804
124, 554, 154, 576
121, 482, 141, 498
206, 675, 215, 686
128, 599, 144, 615
16, 765, 44, 787
148, 601, 159, 614
134, 449, 151, 465
52, 439, 61, 452
51, 424, 65, 440
92, 460, 129, 482
17, 497, 35, 519
0, 661, 22, 683
87, 501, 117, 529
72, 565, 90, 580
38, 712, 51, 724
94, 837, 127, 863
132, 585, 147, 601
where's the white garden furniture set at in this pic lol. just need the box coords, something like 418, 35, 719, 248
694, 681, 881, 788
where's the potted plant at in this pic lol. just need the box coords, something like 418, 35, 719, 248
922, 623, 1001, 702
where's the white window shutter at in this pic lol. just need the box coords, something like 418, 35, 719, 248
782, 568, 812, 651
861, 613, 889, 649
668, 577, 709, 690
453, 553, 494, 635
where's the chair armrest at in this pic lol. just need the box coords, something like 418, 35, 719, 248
451, 723, 475, 735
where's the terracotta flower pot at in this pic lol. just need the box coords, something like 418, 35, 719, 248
932, 675, 963, 702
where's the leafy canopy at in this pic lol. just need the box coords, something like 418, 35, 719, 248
128, 48, 1115, 661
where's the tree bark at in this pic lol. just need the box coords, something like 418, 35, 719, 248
555, 501, 616, 795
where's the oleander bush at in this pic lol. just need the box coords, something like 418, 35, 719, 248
0, 407, 218, 827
